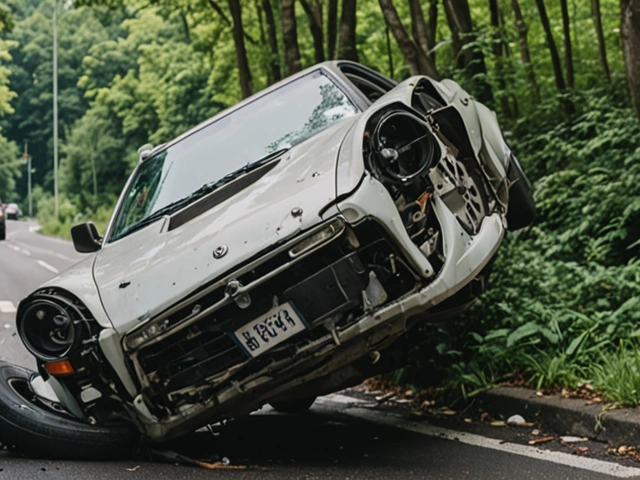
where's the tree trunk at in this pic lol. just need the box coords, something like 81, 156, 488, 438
427, 0, 437, 60
560, 0, 574, 89
227, 0, 253, 98
378, 0, 439, 78
338, 0, 358, 61
281, 0, 302, 74
386, 26, 394, 77
621, 0, 640, 120
408, 0, 430, 56
534, 0, 566, 93
327, 0, 338, 59
443, 0, 463, 70
263, 0, 281, 82
208, 0, 257, 45
511, 0, 539, 100
592, 0, 611, 83
300, 0, 325, 63
443, 0, 493, 103
489, 0, 512, 118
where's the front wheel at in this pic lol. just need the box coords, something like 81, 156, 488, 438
0, 361, 138, 459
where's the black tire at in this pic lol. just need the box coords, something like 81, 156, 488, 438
0, 361, 139, 460
506, 156, 536, 231
0, 228, 5, 241
269, 396, 317, 414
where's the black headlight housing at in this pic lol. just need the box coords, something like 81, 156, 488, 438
17, 289, 93, 362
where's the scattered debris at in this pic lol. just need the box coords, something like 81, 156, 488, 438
464, 418, 472, 423
507, 414, 526, 424
535, 391, 544, 397
528, 436, 555, 445
489, 420, 506, 427
506, 415, 535, 427
606, 445, 640, 461
531, 429, 540, 436
574, 447, 589, 455
126, 466, 141, 472
375, 392, 396, 403
147, 449, 246, 470
559, 436, 588, 443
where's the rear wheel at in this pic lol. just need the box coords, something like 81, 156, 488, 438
269, 396, 317, 414
0, 229, 5, 240
0, 361, 138, 459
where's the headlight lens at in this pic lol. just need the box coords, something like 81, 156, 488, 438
18, 298, 77, 361
289, 218, 345, 257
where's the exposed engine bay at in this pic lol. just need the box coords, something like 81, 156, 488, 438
363, 105, 495, 272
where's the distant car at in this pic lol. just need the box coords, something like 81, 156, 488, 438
0, 200, 5, 240
4, 203, 21, 220
2, 61, 536, 459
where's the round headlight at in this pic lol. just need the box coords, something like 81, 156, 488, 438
18, 298, 77, 361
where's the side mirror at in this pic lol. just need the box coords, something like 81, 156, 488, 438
137, 143, 154, 162
70, 222, 103, 253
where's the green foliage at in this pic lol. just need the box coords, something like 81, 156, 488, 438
398, 91, 640, 404
591, 342, 640, 406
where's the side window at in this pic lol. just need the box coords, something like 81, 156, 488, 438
339, 64, 396, 103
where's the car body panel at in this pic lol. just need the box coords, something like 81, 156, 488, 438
93, 117, 359, 334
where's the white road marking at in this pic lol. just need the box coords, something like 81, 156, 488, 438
36, 260, 59, 274
0, 301, 16, 314
318, 395, 640, 479
21, 249, 31, 256
8, 244, 19, 252
55, 252, 74, 262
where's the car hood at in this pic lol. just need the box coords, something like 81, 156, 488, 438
93, 117, 361, 334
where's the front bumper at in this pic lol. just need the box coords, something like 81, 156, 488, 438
103, 171, 504, 440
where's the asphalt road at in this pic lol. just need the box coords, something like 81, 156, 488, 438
1, 220, 639, 479
0, 220, 84, 369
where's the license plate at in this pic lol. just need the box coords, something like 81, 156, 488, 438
232, 303, 306, 358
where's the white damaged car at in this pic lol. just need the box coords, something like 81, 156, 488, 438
0, 61, 535, 458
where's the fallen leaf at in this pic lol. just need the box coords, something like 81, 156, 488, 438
441, 409, 457, 416
574, 447, 589, 455
480, 412, 493, 423
126, 466, 141, 472
464, 418, 472, 423
528, 436, 555, 445
531, 429, 540, 436
490, 421, 506, 427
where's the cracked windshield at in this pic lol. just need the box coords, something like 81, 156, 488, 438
110, 72, 357, 241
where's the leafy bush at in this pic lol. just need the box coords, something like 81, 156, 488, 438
399, 88, 640, 405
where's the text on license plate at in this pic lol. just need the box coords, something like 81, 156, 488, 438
232, 303, 306, 358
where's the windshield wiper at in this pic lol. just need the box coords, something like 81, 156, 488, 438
179, 148, 290, 202
115, 148, 289, 240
